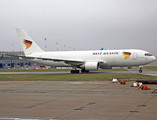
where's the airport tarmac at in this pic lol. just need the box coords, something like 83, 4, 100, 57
0, 81, 157, 120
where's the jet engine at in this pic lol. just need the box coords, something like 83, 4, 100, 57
84, 62, 99, 70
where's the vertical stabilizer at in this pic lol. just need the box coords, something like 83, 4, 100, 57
16, 28, 44, 55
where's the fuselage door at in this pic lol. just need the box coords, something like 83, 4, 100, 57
133, 53, 137, 60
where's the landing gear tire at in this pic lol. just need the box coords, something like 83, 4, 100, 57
139, 68, 142, 73
139, 69, 142, 73
71, 70, 75, 74
81, 69, 85, 73
70, 70, 80, 74
76, 70, 79, 73
81, 69, 89, 73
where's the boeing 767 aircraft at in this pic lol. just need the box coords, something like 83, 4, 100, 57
13, 28, 156, 73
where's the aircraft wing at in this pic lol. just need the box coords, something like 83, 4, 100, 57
7, 54, 85, 66
7, 54, 106, 66
38, 56, 85, 65
34, 56, 106, 66
38, 57, 107, 67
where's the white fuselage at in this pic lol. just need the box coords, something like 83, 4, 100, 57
22, 49, 156, 68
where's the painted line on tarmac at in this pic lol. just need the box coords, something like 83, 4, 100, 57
0, 118, 59, 120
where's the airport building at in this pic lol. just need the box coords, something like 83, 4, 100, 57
0, 51, 61, 69
0, 51, 34, 68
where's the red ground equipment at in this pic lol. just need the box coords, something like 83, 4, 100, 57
120, 81, 126, 85
140, 85, 149, 90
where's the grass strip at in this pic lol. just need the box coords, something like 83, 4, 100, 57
0, 73, 157, 81
144, 66, 157, 71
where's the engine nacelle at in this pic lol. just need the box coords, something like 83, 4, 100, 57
84, 62, 99, 70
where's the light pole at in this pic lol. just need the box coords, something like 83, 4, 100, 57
12, 44, 14, 52
64, 45, 65, 51
56, 42, 58, 51
45, 38, 46, 51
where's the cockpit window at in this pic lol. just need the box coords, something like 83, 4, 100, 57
145, 53, 152, 56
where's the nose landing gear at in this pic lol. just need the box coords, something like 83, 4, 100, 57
139, 66, 143, 73
139, 68, 142, 73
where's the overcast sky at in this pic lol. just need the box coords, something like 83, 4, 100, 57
0, 0, 157, 56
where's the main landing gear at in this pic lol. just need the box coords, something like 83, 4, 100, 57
70, 70, 79, 74
81, 69, 89, 73
70, 69, 90, 74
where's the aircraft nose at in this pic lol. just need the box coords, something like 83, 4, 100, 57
152, 56, 156, 61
